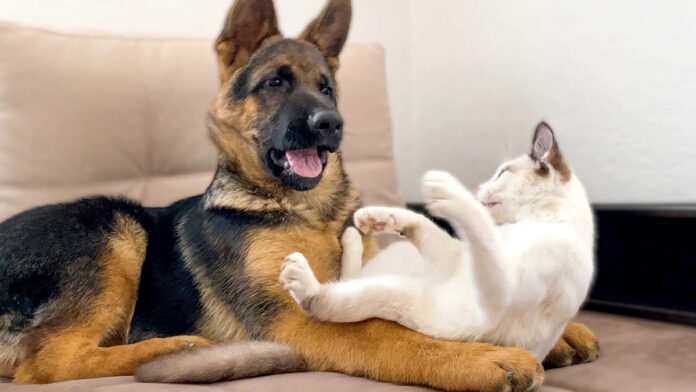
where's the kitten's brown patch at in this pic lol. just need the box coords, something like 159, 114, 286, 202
532, 121, 572, 183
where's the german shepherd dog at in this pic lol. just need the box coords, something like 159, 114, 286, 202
0, 0, 598, 390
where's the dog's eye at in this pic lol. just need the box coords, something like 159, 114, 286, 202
266, 77, 284, 88
320, 86, 333, 97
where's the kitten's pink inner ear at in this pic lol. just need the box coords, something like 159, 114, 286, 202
532, 123, 555, 162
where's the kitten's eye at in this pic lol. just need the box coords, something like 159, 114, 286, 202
320, 85, 333, 97
266, 77, 284, 88
496, 168, 508, 179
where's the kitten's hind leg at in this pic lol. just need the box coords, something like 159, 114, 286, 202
354, 207, 461, 273
340, 227, 364, 279
280, 252, 421, 327
280, 253, 322, 306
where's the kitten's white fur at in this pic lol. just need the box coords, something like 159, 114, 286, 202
279, 123, 594, 360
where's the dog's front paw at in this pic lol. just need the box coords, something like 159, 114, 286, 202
480, 346, 545, 392
280, 252, 321, 307
422, 170, 472, 218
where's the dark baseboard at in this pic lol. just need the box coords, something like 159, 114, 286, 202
583, 299, 696, 326
589, 205, 696, 326
406, 203, 696, 326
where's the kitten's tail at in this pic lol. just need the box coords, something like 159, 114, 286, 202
135, 341, 307, 383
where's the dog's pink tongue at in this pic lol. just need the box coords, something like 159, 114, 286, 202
286, 147, 322, 178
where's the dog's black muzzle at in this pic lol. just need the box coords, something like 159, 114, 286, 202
263, 92, 344, 191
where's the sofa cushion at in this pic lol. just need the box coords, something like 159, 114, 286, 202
544, 311, 696, 392
0, 371, 570, 392
2, 311, 694, 391
0, 372, 434, 392
0, 22, 402, 221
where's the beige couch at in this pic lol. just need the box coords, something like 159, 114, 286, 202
1, 22, 694, 392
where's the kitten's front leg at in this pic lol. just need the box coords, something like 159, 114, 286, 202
422, 171, 511, 324
279, 252, 421, 326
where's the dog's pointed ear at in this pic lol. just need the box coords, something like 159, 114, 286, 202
300, 0, 352, 72
215, 0, 281, 84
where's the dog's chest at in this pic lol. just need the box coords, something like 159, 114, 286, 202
245, 225, 342, 285
294, 229, 343, 283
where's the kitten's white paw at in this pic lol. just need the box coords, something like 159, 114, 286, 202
279, 252, 321, 306
422, 170, 467, 195
354, 207, 403, 234
422, 170, 472, 218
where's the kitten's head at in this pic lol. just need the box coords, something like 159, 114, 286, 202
476, 122, 572, 223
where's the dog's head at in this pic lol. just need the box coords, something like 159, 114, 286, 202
209, 0, 351, 191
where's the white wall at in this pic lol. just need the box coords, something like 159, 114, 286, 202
2, 0, 695, 203
408, 0, 696, 204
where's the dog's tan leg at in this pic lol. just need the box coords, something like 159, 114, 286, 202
270, 309, 544, 392
13, 214, 209, 384
544, 322, 600, 368
14, 334, 209, 384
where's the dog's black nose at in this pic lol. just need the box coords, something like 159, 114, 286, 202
309, 111, 343, 135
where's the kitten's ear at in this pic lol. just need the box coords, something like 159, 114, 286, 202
531, 121, 556, 163
300, 0, 352, 72
531, 122, 571, 181
215, 0, 281, 84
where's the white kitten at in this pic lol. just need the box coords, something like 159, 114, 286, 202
279, 122, 594, 360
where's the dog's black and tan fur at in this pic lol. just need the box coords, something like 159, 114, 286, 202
0, 0, 598, 390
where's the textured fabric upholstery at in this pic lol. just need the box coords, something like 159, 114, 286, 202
0, 22, 402, 221
3, 312, 695, 391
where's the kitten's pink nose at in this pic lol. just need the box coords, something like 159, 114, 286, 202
476, 186, 482, 193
